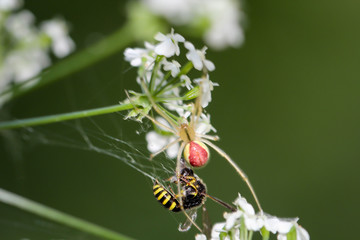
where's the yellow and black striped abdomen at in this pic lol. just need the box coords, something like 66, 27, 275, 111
153, 184, 181, 212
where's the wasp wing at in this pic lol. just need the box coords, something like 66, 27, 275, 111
178, 208, 198, 232
201, 204, 212, 238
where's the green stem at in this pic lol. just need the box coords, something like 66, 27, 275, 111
0, 24, 134, 104
149, 55, 164, 93
154, 61, 193, 96
157, 104, 180, 124
0, 188, 132, 240
155, 71, 171, 92
0, 103, 133, 130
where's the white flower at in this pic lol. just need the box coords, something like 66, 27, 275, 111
163, 59, 181, 77
0, 0, 22, 11
146, 131, 179, 158
6, 10, 36, 39
143, 0, 194, 24
195, 234, 207, 240
219, 193, 310, 239
5, 48, 50, 83
211, 223, 226, 240
41, 19, 75, 58
244, 214, 264, 231
154, 28, 185, 57
277, 223, 309, 240
145, 117, 179, 158
140, 0, 245, 50
195, 113, 216, 135
164, 101, 191, 119
185, 42, 215, 72
203, 0, 244, 50
224, 210, 242, 230
181, 75, 193, 90
277, 219, 295, 234
264, 217, 281, 234
194, 74, 218, 108
124, 42, 155, 69
125, 48, 150, 67
234, 193, 255, 215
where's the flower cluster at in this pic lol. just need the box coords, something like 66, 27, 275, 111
124, 28, 217, 158
0, 0, 75, 91
139, 0, 245, 50
196, 194, 309, 240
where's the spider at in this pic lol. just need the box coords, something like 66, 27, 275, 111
134, 78, 263, 215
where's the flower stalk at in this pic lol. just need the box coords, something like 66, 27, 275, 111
0, 188, 133, 240
0, 103, 133, 130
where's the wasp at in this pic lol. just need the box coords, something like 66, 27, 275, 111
152, 167, 207, 212
153, 160, 236, 232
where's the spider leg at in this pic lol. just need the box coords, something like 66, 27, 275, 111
176, 142, 202, 233
150, 137, 181, 160
193, 77, 205, 127
197, 134, 219, 141
139, 78, 179, 130
202, 139, 263, 213
146, 114, 177, 134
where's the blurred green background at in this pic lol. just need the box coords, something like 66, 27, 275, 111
1, 0, 360, 239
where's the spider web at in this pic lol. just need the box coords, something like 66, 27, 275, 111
1, 112, 198, 238
19, 114, 177, 185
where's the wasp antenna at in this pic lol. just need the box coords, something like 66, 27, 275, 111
206, 194, 236, 212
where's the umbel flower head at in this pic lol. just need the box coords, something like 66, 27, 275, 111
195, 194, 310, 240
139, 0, 245, 50
123, 29, 218, 160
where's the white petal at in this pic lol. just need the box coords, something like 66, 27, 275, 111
277, 220, 293, 234
244, 215, 264, 231
184, 41, 195, 51
195, 234, 207, 240
166, 139, 180, 159
296, 225, 310, 240
187, 51, 203, 70
277, 234, 287, 240
224, 211, 242, 230
145, 131, 167, 153
144, 41, 155, 50
52, 36, 75, 58
234, 194, 255, 215
130, 58, 142, 67
156, 117, 171, 130
163, 60, 180, 77
154, 32, 166, 41
204, 59, 215, 71
0, 0, 22, 11
155, 39, 176, 57
211, 222, 226, 240
264, 217, 280, 234
173, 33, 185, 42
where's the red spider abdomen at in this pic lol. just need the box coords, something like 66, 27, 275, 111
184, 141, 209, 167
